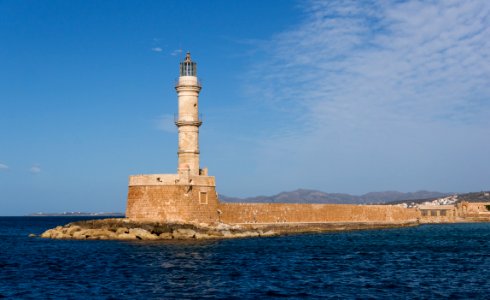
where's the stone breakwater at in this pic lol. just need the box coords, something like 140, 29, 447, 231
38, 218, 419, 240
39, 219, 276, 240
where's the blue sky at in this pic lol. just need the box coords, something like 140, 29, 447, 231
1, 0, 489, 215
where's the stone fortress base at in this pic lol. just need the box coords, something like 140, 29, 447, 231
126, 173, 219, 224
126, 174, 489, 226
126, 174, 490, 227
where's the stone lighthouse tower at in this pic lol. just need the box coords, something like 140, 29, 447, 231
126, 51, 218, 223
175, 52, 202, 176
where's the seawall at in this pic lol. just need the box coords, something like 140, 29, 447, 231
219, 203, 419, 224
125, 174, 490, 227
125, 175, 420, 225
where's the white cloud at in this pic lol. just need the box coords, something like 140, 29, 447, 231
249, 0, 490, 128
151, 47, 163, 52
171, 49, 183, 56
29, 164, 41, 174
0, 163, 8, 171
154, 114, 176, 133
241, 0, 490, 193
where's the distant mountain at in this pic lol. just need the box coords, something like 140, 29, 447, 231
360, 191, 451, 203
219, 189, 449, 204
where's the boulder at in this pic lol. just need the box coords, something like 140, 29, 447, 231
216, 223, 231, 231
52, 231, 70, 239
220, 230, 232, 238
129, 228, 159, 240
158, 232, 172, 239
116, 227, 129, 235
40, 229, 55, 238
72, 230, 88, 239
116, 233, 138, 240
194, 232, 209, 239
86, 229, 115, 239
66, 225, 82, 235
172, 228, 196, 239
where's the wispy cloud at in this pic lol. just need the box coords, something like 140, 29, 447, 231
242, 0, 490, 193
154, 114, 176, 133
0, 163, 8, 171
249, 0, 490, 129
29, 164, 41, 174
151, 47, 163, 52
171, 49, 183, 56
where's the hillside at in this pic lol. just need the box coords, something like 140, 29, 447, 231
219, 189, 449, 204
386, 191, 490, 205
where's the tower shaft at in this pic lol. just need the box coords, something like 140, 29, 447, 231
175, 53, 202, 176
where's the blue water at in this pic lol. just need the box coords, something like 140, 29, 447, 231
0, 217, 489, 299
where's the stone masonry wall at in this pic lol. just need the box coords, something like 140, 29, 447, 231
418, 205, 457, 223
126, 186, 420, 225
126, 173, 422, 225
464, 202, 490, 214
457, 202, 490, 221
218, 203, 419, 224
126, 185, 219, 223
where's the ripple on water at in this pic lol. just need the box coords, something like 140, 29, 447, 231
0, 219, 489, 298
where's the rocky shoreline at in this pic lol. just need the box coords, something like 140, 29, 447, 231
37, 218, 419, 240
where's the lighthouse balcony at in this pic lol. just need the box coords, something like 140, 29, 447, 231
174, 113, 203, 126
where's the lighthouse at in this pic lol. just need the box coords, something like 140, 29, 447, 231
126, 51, 218, 223
175, 52, 203, 176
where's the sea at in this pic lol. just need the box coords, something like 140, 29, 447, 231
0, 217, 489, 299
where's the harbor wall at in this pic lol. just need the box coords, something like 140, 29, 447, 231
218, 203, 418, 224
126, 175, 419, 224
